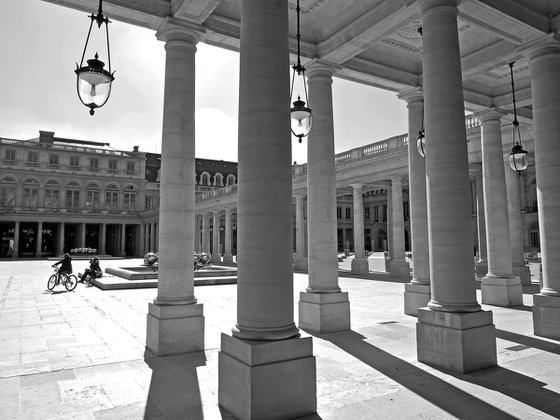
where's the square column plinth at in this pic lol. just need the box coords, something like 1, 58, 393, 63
481, 276, 523, 307
533, 294, 560, 340
404, 283, 431, 316
299, 292, 350, 333
390, 260, 411, 279
417, 308, 497, 373
475, 261, 488, 278
218, 333, 317, 420
147, 303, 204, 356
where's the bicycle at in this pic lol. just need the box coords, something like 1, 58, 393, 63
47, 267, 78, 291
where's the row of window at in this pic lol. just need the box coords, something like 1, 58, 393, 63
198, 172, 236, 187
2, 149, 137, 174
0, 177, 140, 211
336, 203, 410, 222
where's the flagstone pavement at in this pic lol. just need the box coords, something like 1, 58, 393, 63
1, 258, 560, 419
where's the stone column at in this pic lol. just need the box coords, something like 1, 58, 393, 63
504, 161, 532, 285
416, 0, 496, 373
398, 88, 430, 315
56, 222, 64, 256
13, 221, 20, 258
299, 60, 350, 333
293, 193, 308, 270
211, 210, 221, 263
223, 209, 233, 263
385, 187, 393, 272
202, 214, 210, 254
148, 223, 154, 251
474, 170, 488, 277
218, 1, 316, 417
195, 215, 202, 253
120, 223, 127, 257
80, 223, 87, 249
146, 19, 205, 356
477, 109, 522, 306
35, 221, 43, 257
519, 34, 560, 339
99, 223, 106, 255
350, 183, 369, 274
389, 176, 410, 278
139, 223, 145, 256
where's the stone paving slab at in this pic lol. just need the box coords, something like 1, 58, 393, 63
0, 259, 559, 419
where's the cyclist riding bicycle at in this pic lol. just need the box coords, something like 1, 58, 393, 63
52, 253, 73, 284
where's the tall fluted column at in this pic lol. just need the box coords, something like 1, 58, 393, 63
211, 210, 221, 263
299, 60, 350, 333
389, 176, 410, 278
398, 87, 430, 315
219, 1, 316, 417
351, 183, 369, 274
416, 0, 496, 373
56, 222, 64, 256
35, 221, 43, 257
474, 170, 488, 277
504, 160, 531, 285
99, 223, 106, 255
120, 224, 126, 257
146, 19, 205, 355
477, 109, 522, 306
293, 193, 308, 270
13, 221, 20, 258
223, 209, 233, 263
139, 223, 145, 256
149, 223, 156, 252
519, 34, 560, 339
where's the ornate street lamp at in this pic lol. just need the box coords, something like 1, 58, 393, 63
417, 99, 426, 158
507, 62, 528, 174
290, 0, 312, 143
75, 0, 115, 116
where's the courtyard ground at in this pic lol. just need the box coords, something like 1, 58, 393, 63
1, 258, 559, 419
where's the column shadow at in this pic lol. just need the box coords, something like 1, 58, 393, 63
143, 349, 206, 420
315, 330, 517, 419
496, 329, 560, 355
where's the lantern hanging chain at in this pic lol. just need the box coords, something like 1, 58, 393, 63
79, 18, 95, 67
105, 20, 112, 73
509, 62, 522, 147
420, 99, 425, 138
295, 0, 302, 73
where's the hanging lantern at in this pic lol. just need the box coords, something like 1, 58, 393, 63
290, 0, 312, 143
417, 128, 426, 158
507, 62, 528, 174
75, 0, 115, 116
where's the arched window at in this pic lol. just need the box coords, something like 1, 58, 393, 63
105, 184, 119, 210
529, 222, 540, 250
214, 173, 224, 187
86, 182, 101, 210
226, 174, 236, 186
124, 185, 137, 211
23, 178, 39, 208
45, 180, 61, 208
201, 172, 211, 186
66, 181, 81, 209
0, 177, 17, 208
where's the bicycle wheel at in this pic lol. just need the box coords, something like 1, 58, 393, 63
64, 274, 78, 291
47, 274, 57, 291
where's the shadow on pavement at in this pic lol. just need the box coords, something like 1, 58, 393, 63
316, 329, 517, 419
496, 329, 560, 355
143, 350, 206, 420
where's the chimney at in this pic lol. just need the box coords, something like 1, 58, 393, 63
39, 131, 55, 144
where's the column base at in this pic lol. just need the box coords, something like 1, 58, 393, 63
417, 308, 497, 373
475, 261, 488, 278
218, 333, 317, 420
210, 253, 221, 263
481, 276, 523, 307
223, 254, 234, 264
294, 257, 308, 271
390, 260, 410, 279
512, 263, 532, 286
351, 258, 369, 275
146, 302, 204, 356
533, 294, 560, 340
299, 292, 350, 333
404, 283, 431, 316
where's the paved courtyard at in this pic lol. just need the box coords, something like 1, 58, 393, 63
1, 258, 559, 419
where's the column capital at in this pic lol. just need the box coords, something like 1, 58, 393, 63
417, 0, 461, 18
397, 87, 424, 105
517, 33, 560, 61
306, 59, 341, 79
472, 108, 507, 124
349, 183, 363, 190
389, 175, 404, 183
156, 17, 206, 44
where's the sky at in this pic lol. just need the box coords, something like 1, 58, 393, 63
0, 0, 408, 164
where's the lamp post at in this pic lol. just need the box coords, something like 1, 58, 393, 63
507, 62, 528, 174
290, 0, 312, 143
75, 0, 115, 115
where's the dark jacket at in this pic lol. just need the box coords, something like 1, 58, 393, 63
54, 256, 73, 274
88, 259, 102, 277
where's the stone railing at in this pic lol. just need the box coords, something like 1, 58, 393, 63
196, 184, 238, 202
